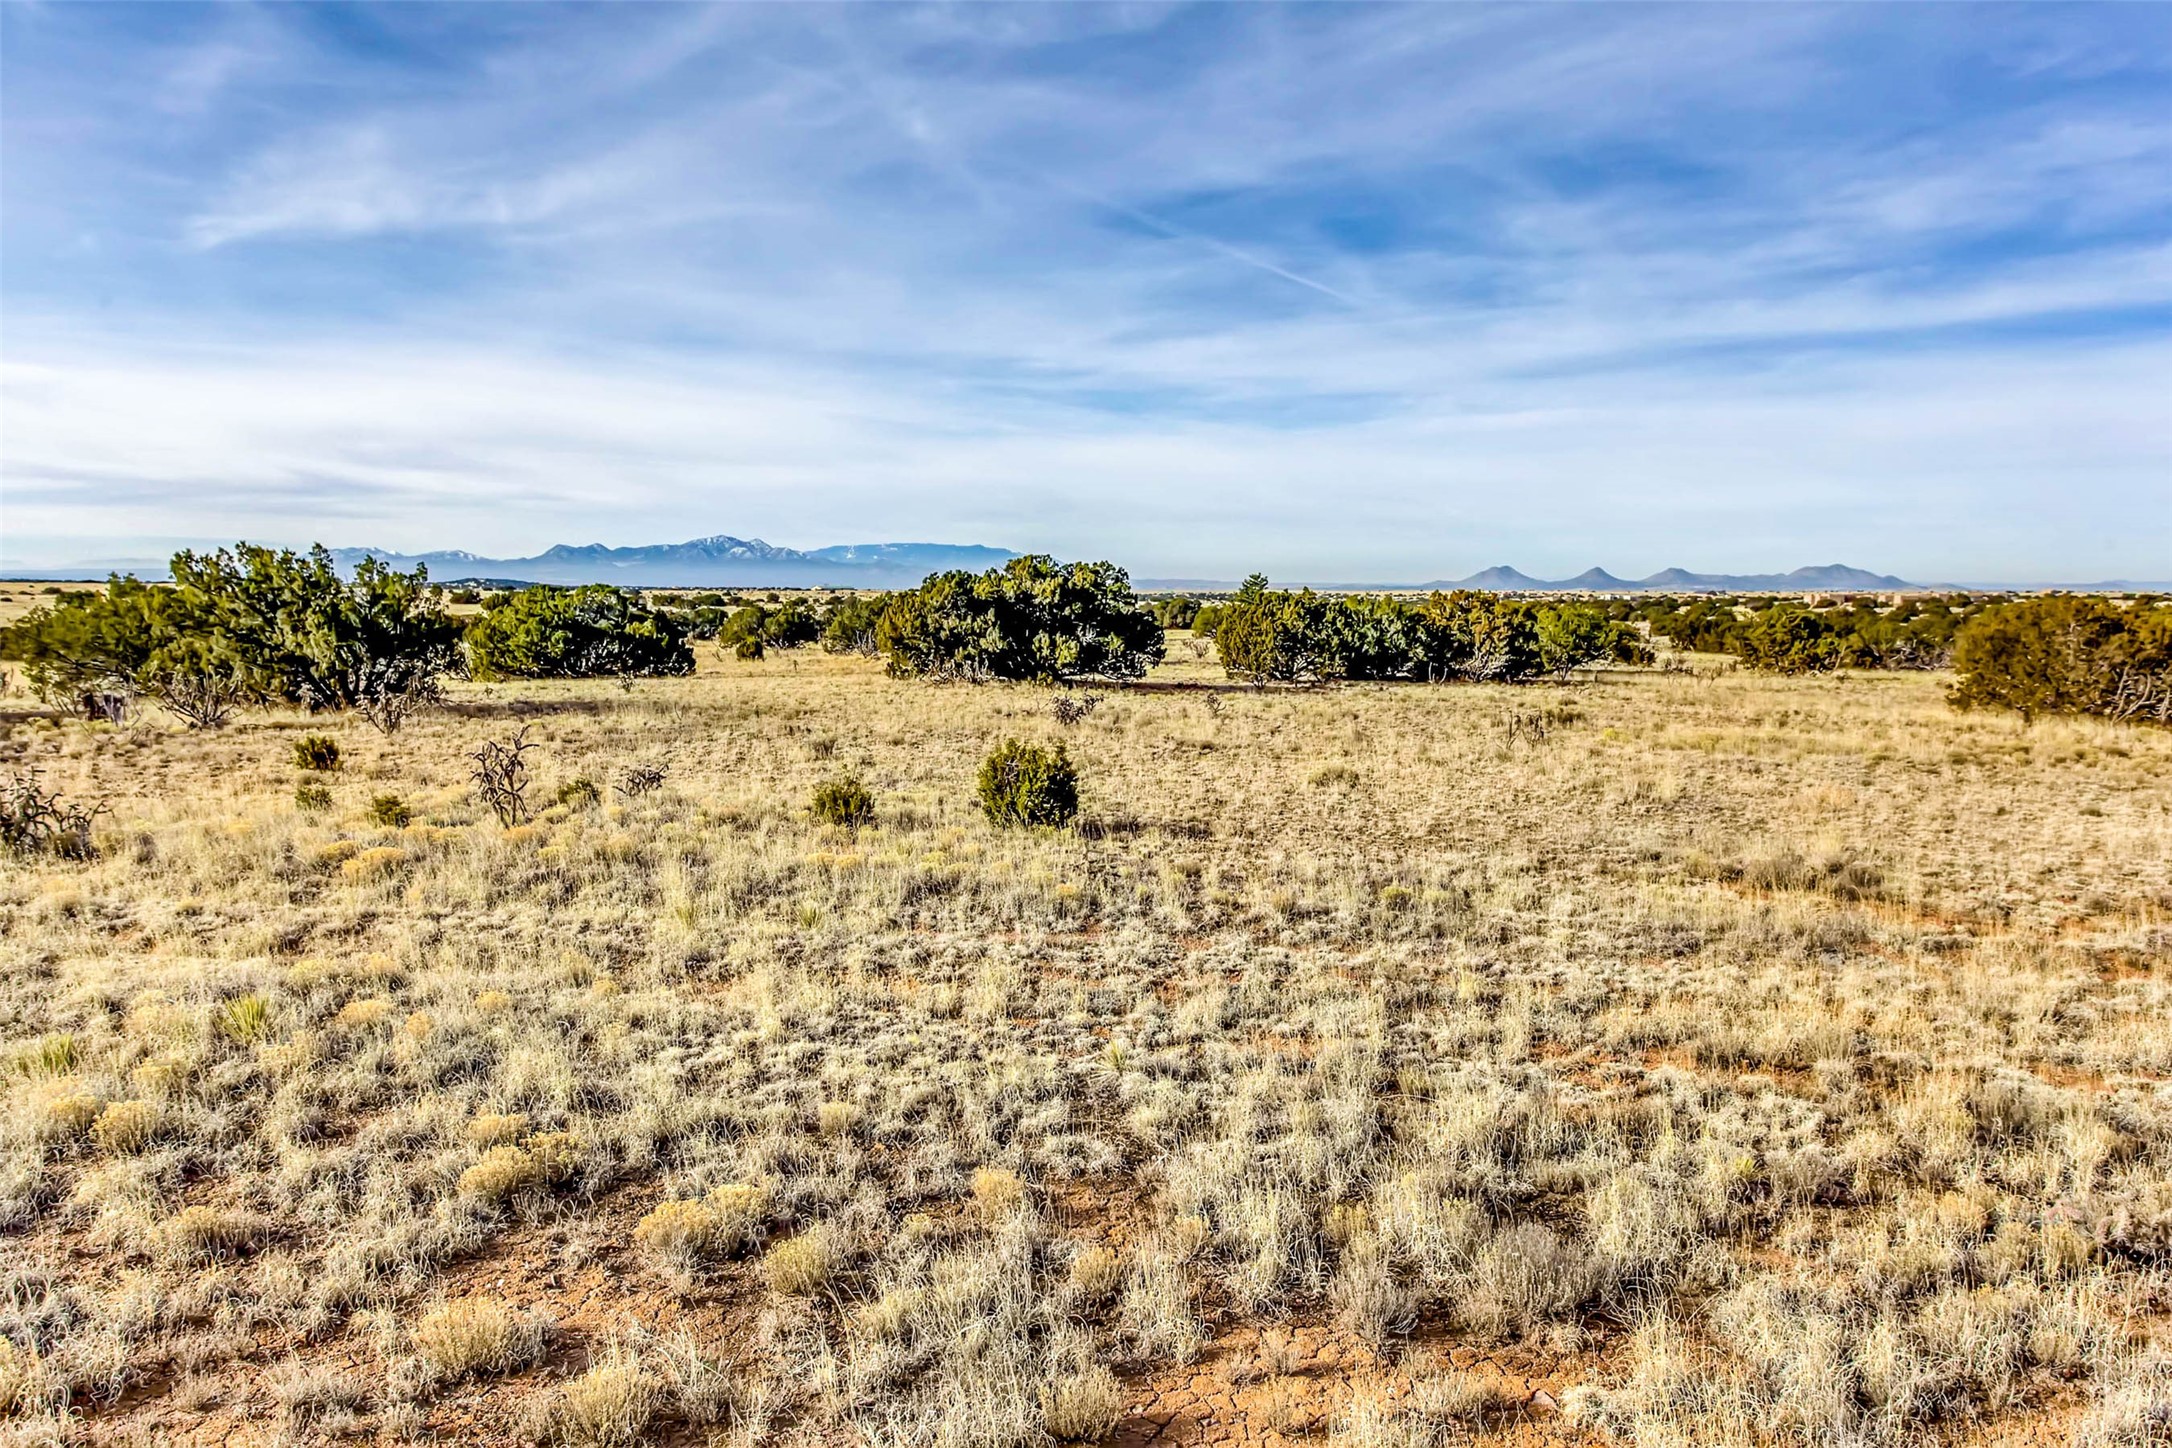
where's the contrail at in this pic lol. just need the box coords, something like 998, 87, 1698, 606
1038, 173, 1360, 307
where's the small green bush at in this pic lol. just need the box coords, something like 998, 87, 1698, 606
734, 636, 764, 661
810, 774, 875, 828
555, 777, 602, 810
977, 739, 1078, 828
367, 793, 413, 828
295, 781, 334, 812
217, 993, 272, 1044
293, 735, 341, 772
14, 1032, 78, 1077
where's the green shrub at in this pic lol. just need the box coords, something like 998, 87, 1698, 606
878, 557, 1164, 684
294, 782, 334, 812
293, 735, 341, 772
1638, 596, 1746, 655
820, 594, 891, 655
1534, 604, 1645, 677
1950, 596, 2172, 724
1154, 597, 1201, 630
0, 575, 258, 728
977, 739, 1078, 828
555, 777, 602, 810
1213, 577, 1325, 683
1415, 590, 1541, 681
169, 545, 461, 731
719, 599, 820, 654
734, 636, 764, 661
1736, 606, 1844, 674
1637, 594, 1990, 671
467, 585, 693, 679
1211, 580, 1550, 684
809, 773, 876, 828
367, 794, 412, 828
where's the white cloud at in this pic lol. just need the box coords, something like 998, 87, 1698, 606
5, 320, 2165, 582
4, 4, 2168, 579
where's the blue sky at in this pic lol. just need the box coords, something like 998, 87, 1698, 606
3, 3, 2168, 582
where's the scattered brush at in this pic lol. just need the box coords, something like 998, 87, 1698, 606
1051, 692, 1103, 727
471, 725, 537, 826
3, 618, 2166, 1448
615, 763, 665, 799
0, 770, 103, 859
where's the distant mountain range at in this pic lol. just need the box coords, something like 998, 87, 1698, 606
1412, 562, 1917, 593
323, 536, 1016, 587
3, 537, 2158, 592
1138, 563, 1926, 593
325, 543, 1914, 592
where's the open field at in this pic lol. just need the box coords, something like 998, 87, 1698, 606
0, 587, 104, 631
1, 646, 2168, 1447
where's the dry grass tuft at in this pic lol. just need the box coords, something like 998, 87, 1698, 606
159, 1206, 264, 1262
89, 1099, 158, 1154
528, 1348, 654, 1448
1068, 1244, 1124, 1302
762, 1230, 834, 1294
1042, 1363, 1125, 1440
971, 1166, 1027, 1219
466, 1112, 530, 1148
412, 1296, 550, 1385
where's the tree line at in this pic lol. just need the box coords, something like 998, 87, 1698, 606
1631, 594, 1997, 673
1197, 576, 1649, 683
3, 544, 2165, 729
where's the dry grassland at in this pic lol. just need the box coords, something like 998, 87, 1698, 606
1, 643, 2168, 1447
0, 588, 102, 631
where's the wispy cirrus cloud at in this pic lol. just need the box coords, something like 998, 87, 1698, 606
2, 3, 2167, 579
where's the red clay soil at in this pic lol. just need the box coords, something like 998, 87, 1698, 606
1113, 1319, 1604, 1448
48, 1174, 2135, 1447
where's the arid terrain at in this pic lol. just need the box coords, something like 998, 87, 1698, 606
2, 643, 2167, 1447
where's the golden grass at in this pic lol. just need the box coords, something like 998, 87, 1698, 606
411, 1296, 550, 1385
1, 647, 2168, 1443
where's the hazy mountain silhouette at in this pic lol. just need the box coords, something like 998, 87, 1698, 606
1557, 567, 1636, 590
325, 535, 1015, 587
1407, 562, 1919, 592
1455, 565, 1551, 590
26, 541, 2131, 592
